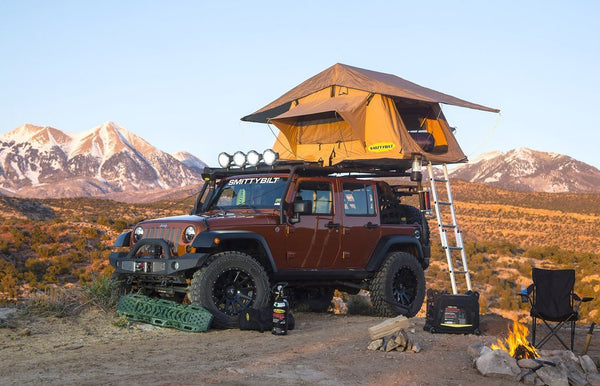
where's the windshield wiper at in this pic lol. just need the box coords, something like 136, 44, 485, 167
236, 204, 259, 213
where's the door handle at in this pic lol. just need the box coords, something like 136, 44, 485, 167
325, 222, 340, 229
364, 222, 379, 229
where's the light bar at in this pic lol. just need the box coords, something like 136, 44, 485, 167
216, 149, 279, 168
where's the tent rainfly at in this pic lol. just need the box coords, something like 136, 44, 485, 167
242, 63, 499, 167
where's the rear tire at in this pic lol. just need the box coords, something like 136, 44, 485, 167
188, 251, 270, 329
370, 252, 425, 317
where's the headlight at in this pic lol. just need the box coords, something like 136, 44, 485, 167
134, 226, 144, 241
263, 149, 279, 165
218, 152, 232, 168
246, 150, 261, 166
414, 229, 421, 240
233, 151, 246, 167
184, 226, 196, 242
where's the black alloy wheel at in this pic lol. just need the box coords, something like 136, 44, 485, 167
188, 251, 270, 328
370, 251, 425, 317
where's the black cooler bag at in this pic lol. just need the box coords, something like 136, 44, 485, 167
423, 289, 480, 335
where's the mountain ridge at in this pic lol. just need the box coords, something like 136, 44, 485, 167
448, 147, 600, 193
0, 122, 206, 200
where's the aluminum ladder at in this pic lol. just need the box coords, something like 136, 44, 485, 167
427, 162, 472, 294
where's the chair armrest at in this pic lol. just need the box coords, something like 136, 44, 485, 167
572, 293, 593, 302
526, 284, 534, 295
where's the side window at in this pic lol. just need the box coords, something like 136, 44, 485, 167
343, 183, 375, 216
297, 181, 333, 215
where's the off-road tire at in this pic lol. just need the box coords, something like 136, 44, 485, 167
291, 287, 334, 312
370, 251, 425, 317
188, 251, 270, 329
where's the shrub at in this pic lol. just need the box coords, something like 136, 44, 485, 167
24, 287, 83, 317
82, 274, 123, 311
347, 291, 375, 315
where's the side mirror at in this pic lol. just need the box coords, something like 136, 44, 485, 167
293, 200, 312, 215
289, 199, 312, 224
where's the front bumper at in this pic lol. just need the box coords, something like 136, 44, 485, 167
109, 238, 208, 275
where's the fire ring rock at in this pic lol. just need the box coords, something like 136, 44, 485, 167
475, 349, 521, 380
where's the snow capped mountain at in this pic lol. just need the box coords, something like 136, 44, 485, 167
173, 151, 207, 173
0, 122, 205, 199
449, 148, 600, 193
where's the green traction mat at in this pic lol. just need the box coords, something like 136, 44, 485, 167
117, 294, 213, 332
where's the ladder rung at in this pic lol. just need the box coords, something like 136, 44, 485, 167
441, 224, 456, 229
434, 178, 448, 183
451, 270, 469, 274
447, 246, 463, 251
436, 201, 452, 206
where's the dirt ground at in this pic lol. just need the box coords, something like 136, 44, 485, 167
0, 308, 598, 385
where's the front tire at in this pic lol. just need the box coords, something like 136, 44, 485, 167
188, 251, 270, 328
370, 252, 425, 317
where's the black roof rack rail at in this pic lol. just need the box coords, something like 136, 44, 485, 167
201, 159, 413, 180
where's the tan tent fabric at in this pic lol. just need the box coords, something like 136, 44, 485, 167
242, 63, 499, 123
269, 94, 369, 150
271, 92, 467, 165
243, 64, 499, 166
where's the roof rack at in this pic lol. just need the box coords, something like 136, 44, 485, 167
202, 159, 413, 180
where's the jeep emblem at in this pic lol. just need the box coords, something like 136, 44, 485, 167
160, 224, 168, 228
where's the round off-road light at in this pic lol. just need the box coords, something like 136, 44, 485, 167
414, 229, 421, 240
246, 150, 261, 166
218, 152, 232, 168
184, 226, 196, 242
134, 226, 144, 241
263, 149, 279, 165
233, 151, 246, 167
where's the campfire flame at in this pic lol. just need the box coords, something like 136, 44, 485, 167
491, 320, 539, 359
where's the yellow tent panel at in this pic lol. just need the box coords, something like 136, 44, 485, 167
243, 64, 499, 167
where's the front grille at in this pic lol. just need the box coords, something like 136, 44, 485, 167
143, 226, 183, 250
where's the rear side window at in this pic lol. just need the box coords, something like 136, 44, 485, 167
343, 182, 375, 216
297, 181, 333, 215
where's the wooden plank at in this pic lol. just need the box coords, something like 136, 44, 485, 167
368, 315, 410, 340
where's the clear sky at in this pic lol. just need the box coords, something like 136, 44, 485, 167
1, 1, 599, 168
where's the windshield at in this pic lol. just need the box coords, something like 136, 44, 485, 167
209, 176, 287, 210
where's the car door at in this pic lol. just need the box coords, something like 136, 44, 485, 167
338, 181, 381, 269
284, 178, 342, 269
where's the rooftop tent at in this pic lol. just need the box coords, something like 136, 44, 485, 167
241, 63, 499, 167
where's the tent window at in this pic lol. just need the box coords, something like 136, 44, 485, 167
395, 103, 449, 153
293, 111, 342, 124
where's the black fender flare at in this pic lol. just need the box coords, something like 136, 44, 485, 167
192, 230, 278, 273
366, 235, 425, 272
113, 231, 132, 247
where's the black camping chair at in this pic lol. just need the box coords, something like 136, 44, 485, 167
522, 268, 593, 351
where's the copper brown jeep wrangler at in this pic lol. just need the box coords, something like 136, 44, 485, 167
110, 152, 430, 328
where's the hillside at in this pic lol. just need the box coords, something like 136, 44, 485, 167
0, 182, 598, 324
